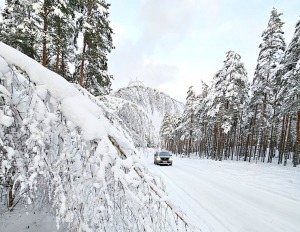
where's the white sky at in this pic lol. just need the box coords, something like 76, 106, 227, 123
0, 0, 299, 102
108, 0, 300, 102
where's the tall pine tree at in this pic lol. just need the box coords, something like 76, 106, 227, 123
277, 18, 300, 167
250, 8, 286, 162
0, 0, 41, 59
75, 0, 114, 96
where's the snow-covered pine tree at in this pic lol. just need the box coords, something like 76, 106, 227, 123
221, 51, 248, 152
75, 0, 114, 96
160, 114, 172, 149
160, 113, 180, 151
206, 51, 248, 160
172, 114, 183, 152
194, 81, 211, 157
250, 8, 286, 162
0, 0, 75, 70
0, 0, 41, 59
180, 86, 197, 156
1, 0, 113, 96
48, 0, 76, 80
277, 18, 300, 167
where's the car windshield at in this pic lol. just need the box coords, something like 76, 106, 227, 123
159, 152, 171, 157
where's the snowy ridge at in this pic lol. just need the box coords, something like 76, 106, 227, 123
112, 84, 185, 142
0, 42, 197, 232
113, 83, 185, 116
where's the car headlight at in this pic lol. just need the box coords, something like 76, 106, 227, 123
156, 156, 161, 160
169, 156, 173, 161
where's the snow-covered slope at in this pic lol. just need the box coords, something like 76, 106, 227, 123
113, 83, 184, 115
0, 42, 195, 232
112, 83, 185, 139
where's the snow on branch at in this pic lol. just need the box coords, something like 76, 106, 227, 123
113, 83, 185, 116
0, 42, 198, 231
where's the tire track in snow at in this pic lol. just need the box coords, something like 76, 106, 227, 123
148, 159, 300, 232
176, 162, 300, 232
182, 162, 299, 201
163, 165, 274, 232
151, 164, 236, 232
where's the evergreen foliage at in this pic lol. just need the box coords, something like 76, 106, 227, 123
0, 0, 114, 96
75, 0, 114, 95
159, 10, 299, 167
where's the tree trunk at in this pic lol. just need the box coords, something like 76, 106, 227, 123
279, 115, 288, 164
61, 51, 65, 77
79, 2, 92, 86
249, 104, 258, 162
79, 38, 87, 86
294, 111, 300, 167
268, 105, 277, 163
42, 4, 48, 67
7, 186, 13, 208
268, 124, 274, 163
231, 122, 238, 160
284, 115, 292, 166
55, 45, 60, 73
244, 117, 253, 161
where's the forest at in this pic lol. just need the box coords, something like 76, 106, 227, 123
0, 1, 299, 231
0, 1, 193, 231
160, 9, 300, 167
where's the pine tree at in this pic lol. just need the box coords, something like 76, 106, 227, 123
277, 18, 300, 167
75, 0, 114, 96
160, 114, 172, 150
180, 86, 197, 156
0, 0, 41, 59
48, 0, 76, 79
194, 81, 209, 156
1, 0, 114, 96
206, 51, 248, 160
249, 8, 286, 162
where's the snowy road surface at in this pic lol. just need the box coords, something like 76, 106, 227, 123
143, 153, 300, 232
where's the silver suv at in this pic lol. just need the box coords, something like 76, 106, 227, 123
154, 151, 173, 166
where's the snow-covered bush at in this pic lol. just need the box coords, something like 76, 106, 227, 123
0, 42, 196, 232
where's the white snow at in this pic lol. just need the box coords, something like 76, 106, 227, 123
0, 42, 190, 231
0, 113, 13, 127
0, 42, 113, 141
0, 204, 67, 232
53, 7, 64, 18
143, 153, 300, 232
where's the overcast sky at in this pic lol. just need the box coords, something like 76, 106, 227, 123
108, 0, 300, 102
0, 0, 299, 102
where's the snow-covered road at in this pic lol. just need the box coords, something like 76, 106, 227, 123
143, 153, 300, 232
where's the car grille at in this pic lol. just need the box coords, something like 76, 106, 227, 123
161, 157, 169, 161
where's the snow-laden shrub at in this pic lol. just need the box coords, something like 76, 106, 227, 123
0, 42, 197, 232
